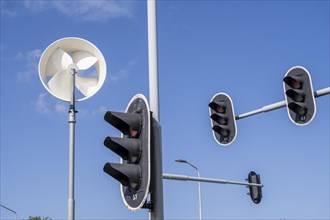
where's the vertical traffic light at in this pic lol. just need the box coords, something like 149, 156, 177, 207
103, 94, 150, 211
247, 171, 262, 204
283, 66, 316, 125
209, 93, 237, 146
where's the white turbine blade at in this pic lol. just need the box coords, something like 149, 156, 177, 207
72, 51, 97, 70
75, 75, 98, 97
46, 58, 60, 77
48, 70, 71, 100
47, 48, 73, 76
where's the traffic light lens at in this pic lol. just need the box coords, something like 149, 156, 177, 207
211, 114, 228, 125
284, 75, 303, 89
286, 90, 305, 102
294, 93, 304, 102
209, 101, 226, 113
221, 129, 229, 136
130, 128, 139, 138
216, 105, 226, 113
288, 103, 307, 116
297, 108, 306, 116
290, 79, 302, 89
213, 125, 230, 137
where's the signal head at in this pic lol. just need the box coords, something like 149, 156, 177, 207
209, 93, 237, 146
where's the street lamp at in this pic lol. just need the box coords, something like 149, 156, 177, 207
175, 159, 203, 220
0, 204, 17, 220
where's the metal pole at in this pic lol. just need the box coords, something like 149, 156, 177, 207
197, 170, 202, 220
0, 204, 17, 220
235, 87, 330, 120
147, 1, 164, 219
314, 87, 330, 97
68, 67, 77, 220
163, 173, 263, 188
175, 160, 203, 220
148, 0, 160, 122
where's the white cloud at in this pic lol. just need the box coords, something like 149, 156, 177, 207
16, 49, 42, 83
22, 1, 49, 13
109, 57, 138, 82
109, 69, 129, 82
35, 93, 106, 117
55, 102, 67, 114
22, 0, 134, 22
35, 93, 67, 114
36, 93, 50, 113
1, 1, 18, 18
91, 105, 108, 115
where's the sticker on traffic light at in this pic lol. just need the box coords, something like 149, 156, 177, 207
283, 66, 316, 125
103, 94, 150, 211
209, 92, 237, 146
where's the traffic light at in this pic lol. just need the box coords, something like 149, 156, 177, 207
103, 94, 150, 211
208, 92, 237, 146
247, 171, 262, 204
283, 66, 316, 125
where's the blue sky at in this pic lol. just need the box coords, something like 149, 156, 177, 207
1, 0, 329, 219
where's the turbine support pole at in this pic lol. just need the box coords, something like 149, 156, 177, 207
68, 67, 77, 220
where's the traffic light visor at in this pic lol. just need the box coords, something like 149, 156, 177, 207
104, 111, 141, 137
209, 101, 226, 113
104, 163, 141, 190
283, 75, 303, 89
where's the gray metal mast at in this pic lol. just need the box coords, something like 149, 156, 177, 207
68, 65, 78, 220
147, 0, 164, 219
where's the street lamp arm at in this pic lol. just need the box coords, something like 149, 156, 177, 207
0, 204, 17, 220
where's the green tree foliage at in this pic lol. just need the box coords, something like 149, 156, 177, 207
28, 216, 51, 220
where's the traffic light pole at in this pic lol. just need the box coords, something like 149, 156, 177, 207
148, 0, 160, 122
163, 173, 263, 188
147, 0, 164, 219
235, 87, 330, 120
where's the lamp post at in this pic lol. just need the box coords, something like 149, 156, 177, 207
175, 159, 203, 220
0, 204, 17, 220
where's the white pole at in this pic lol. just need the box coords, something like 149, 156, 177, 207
235, 87, 330, 120
175, 160, 203, 220
68, 66, 77, 220
148, 1, 164, 219
163, 173, 263, 187
197, 170, 203, 220
68, 106, 75, 220
148, 0, 160, 122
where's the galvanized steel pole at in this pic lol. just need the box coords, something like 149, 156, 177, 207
235, 87, 330, 120
148, 0, 164, 219
163, 173, 263, 188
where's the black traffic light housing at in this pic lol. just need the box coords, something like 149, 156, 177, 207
209, 92, 237, 146
283, 66, 316, 125
103, 94, 150, 211
247, 171, 262, 204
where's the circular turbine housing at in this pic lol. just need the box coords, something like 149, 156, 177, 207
38, 37, 107, 102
